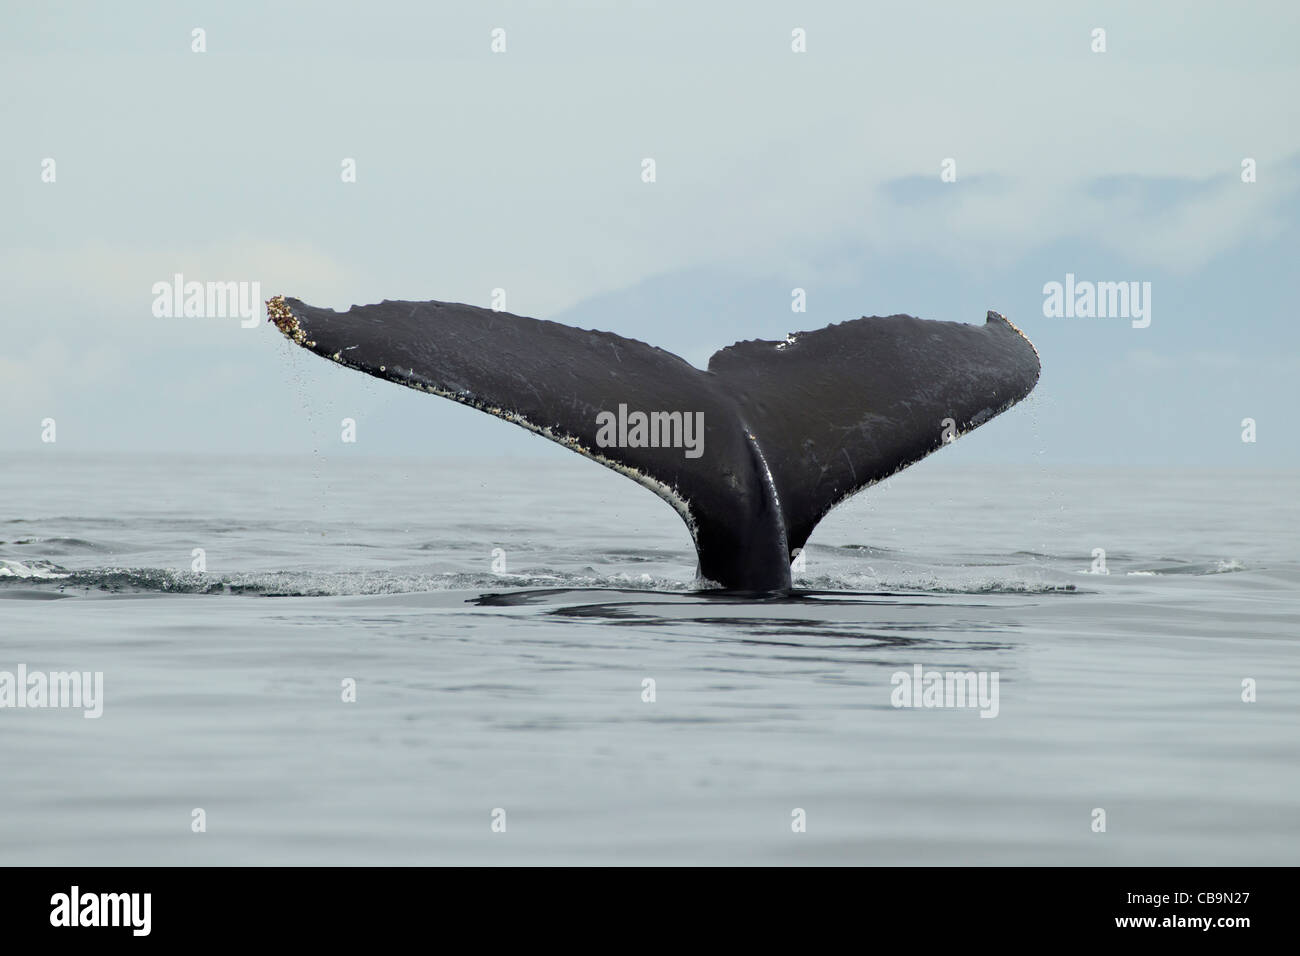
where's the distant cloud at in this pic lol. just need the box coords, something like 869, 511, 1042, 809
879, 173, 1011, 206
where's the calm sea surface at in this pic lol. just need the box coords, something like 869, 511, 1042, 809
2, 452, 1297, 864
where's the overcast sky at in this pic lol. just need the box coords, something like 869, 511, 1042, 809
3, 1, 1298, 465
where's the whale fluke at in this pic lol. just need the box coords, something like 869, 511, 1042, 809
268, 295, 1040, 590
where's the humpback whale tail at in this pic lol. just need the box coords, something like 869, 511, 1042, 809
268, 295, 1040, 591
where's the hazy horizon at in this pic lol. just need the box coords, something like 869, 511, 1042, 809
4, 1, 1297, 466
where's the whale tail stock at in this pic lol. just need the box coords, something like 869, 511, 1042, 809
268, 295, 1040, 591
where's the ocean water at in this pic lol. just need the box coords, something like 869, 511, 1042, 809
1, 452, 1297, 865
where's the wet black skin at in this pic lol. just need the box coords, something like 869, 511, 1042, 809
269, 296, 1040, 592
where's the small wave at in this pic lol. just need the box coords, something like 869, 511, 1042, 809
0, 563, 1075, 597
1, 566, 697, 597
2, 555, 1246, 597
794, 572, 1076, 594
1, 536, 115, 554
1118, 559, 1248, 576
1, 516, 127, 526
0, 560, 71, 580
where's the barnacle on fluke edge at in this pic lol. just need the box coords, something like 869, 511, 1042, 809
266, 295, 313, 347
